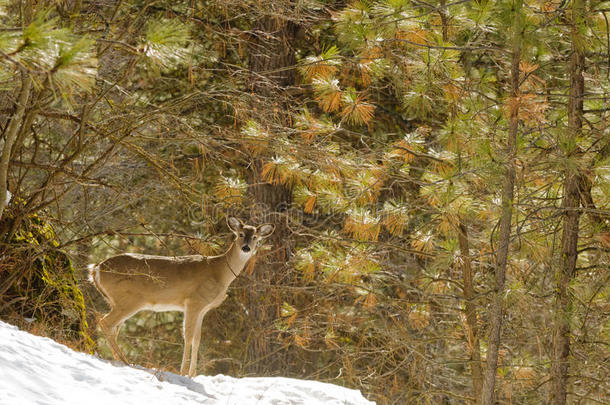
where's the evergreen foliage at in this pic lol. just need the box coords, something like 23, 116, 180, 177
0, 0, 608, 403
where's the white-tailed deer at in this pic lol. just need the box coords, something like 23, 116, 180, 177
89, 217, 275, 376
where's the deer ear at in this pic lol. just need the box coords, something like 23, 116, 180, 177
227, 217, 243, 233
258, 223, 275, 238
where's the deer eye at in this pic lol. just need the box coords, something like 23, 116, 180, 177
239, 233, 244, 237
253, 235, 257, 240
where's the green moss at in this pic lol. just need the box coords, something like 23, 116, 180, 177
1, 211, 94, 351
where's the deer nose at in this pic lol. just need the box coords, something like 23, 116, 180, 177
241, 245, 251, 252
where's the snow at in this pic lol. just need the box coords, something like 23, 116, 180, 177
0, 321, 374, 405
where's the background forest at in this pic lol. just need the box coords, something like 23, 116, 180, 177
0, 0, 608, 404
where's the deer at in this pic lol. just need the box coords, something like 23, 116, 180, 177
89, 216, 275, 377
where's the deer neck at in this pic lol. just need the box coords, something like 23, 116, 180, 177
221, 242, 251, 283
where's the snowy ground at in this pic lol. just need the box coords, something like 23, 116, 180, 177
0, 320, 374, 405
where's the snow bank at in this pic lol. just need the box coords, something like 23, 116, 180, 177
0, 321, 374, 405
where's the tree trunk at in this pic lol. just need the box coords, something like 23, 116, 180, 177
481, 2, 522, 403
458, 221, 483, 404
0, 73, 32, 220
439, 0, 449, 42
244, 5, 297, 374
549, 1, 585, 403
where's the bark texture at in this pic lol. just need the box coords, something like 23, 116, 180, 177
481, 2, 522, 403
0, 74, 32, 220
245, 6, 297, 373
458, 222, 483, 404
550, 1, 585, 403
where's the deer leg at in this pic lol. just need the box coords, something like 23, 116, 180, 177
99, 305, 139, 364
180, 315, 191, 375
188, 295, 227, 376
189, 310, 209, 377
181, 305, 203, 375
